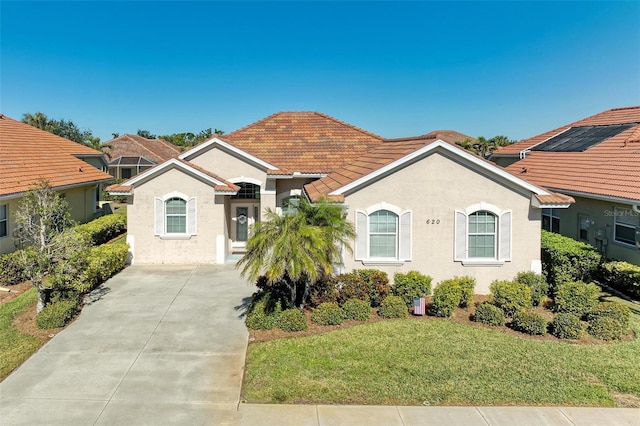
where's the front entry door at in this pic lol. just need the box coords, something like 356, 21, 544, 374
236, 207, 249, 242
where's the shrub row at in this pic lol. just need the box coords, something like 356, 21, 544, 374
599, 261, 640, 300
310, 270, 391, 308
74, 214, 127, 246
431, 276, 475, 318
541, 230, 602, 292
35, 299, 79, 329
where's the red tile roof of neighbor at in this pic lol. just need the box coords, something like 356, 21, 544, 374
305, 131, 476, 202
103, 134, 181, 164
0, 114, 113, 198
494, 106, 640, 202
220, 111, 385, 174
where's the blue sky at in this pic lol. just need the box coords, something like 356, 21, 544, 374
1, 1, 639, 142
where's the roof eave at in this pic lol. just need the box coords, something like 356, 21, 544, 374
0, 177, 114, 201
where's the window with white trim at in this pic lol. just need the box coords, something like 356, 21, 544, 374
154, 194, 197, 237
468, 211, 496, 258
455, 205, 511, 263
614, 207, 638, 246
0, 204, 7, 238
354, 204, 411, 262
542, 208, 560, 233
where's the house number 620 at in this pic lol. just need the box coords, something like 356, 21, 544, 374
426, 219, 440, 224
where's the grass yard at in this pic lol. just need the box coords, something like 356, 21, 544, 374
243, 298, 640, 407
0, 288, 41, 380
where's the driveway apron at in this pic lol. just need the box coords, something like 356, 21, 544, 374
0, 265, 255, 425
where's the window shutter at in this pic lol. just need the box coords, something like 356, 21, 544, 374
454, 210, 467, 261
399, 211, 412, 261
154, 198, 164, 235
499, 211, 512, 261
187, 197, 197, 235
355, 210, 367, 260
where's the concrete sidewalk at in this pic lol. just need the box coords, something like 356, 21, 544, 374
237, 404, 640, 425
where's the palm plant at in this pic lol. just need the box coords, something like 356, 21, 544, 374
237, 198, 355, 308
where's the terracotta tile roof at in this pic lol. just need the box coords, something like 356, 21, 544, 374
497, 106, 640, 202
105, 184, 132, 194
493, 106, 640, 155
534, 193, 576, 206
0, 114, 113, 198
221, 111, 385, 174
305, 131, 475, 202
103, 134, 181, 164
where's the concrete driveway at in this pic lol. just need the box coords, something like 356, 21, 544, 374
0, 265, 255, 425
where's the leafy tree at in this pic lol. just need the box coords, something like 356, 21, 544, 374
136, 129, 157, 139
237, 198, 355, 308
456, 135, 515, 158
22, 112, 100, 147
159, 128, 222, 147
13, 181, 88, 312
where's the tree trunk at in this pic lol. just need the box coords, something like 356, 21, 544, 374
36, 289, 46, 313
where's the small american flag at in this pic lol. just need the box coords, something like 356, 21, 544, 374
413, 298, 426, 316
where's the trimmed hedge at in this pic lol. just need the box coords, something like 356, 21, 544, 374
588, 316, 624, 341
586, 302, 630, 331
599, 261, 640, 300
489, 280, 532, 317
77, 243, 129, 293
75, 214, 127, 246
511, 309, 547, 335
277, 309, 308, 332
246, 291, 286, 330
36, 300, 79, 329
473, 302, 505, 326
541, 230, 601, 292
378, 295, 409, 319
342, 298, 372, 321
550, 313, 584, 339
311, 302, 346, 325
514, 271, 549, 306
553, 281, 600, 317
392, 271, 432, 308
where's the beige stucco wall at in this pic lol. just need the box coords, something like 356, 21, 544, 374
127, 167, 224, 264
0, 184, 103, 255
343, 150, 542, 294
553, 196, 640, 265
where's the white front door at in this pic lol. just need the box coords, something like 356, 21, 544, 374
231, 203, 259, 249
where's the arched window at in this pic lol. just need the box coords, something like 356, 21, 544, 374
369, 210, 398, 258
231, 182, 260, 199
468, 211, 496, 258
165, 198, 187, 234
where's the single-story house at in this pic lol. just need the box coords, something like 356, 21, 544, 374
492, 106, 640, 265
103, 134, 181, 179
108, 112, 573, 293
0, 114, 114, 255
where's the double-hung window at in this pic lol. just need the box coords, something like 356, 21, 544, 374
165, 198, 187, 234
614, 207, 638, 246
542, 208, 560, 233
354, 204, 411, 263
455, 204, 511, 264
468, 211, 497, 258
154, 193, 196, 237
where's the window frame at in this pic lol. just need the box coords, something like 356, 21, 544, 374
0, 204, 7, 238
368, 209, 399, 259
165, 197, 187, 234
542, 208, 560, 233
454, 203, 511, 265
613, 207, 638, 247
154, 192, 197, 239
354, 203, 411, 265
468, 210, 497, 259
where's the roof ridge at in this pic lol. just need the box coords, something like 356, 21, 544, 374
310, 111, 384, 140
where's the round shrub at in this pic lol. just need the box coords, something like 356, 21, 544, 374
554, 281, 600, 317
311, 302, 346, 325
473, 302, 505, 326
588, 316, 624, 341
308, 278, 339, 307
550, 313, 584, 339
36, 300, 79, 329
342, 298, 371, 321
393, 271, 432, 307
355, 269, 391, 307
489, 280, 532, 317
431, 279, 462, 318
510, 309, 547, 335
334, 273, 370, 306
586, 302, 630, 331
277, 308, 308, 332
515, 271, 549, 306
455, 276, 476, 308
246, 291, 286, 330
378, 295, 409, 319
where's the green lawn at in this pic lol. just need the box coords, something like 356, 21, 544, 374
0, 288, 41, 381
243, 300, 640, 406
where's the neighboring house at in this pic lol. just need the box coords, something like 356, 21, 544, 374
492, 106, 640, 265
0, 114, 114, 255
103, 134, 181, 179
108, 111, 572, 293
